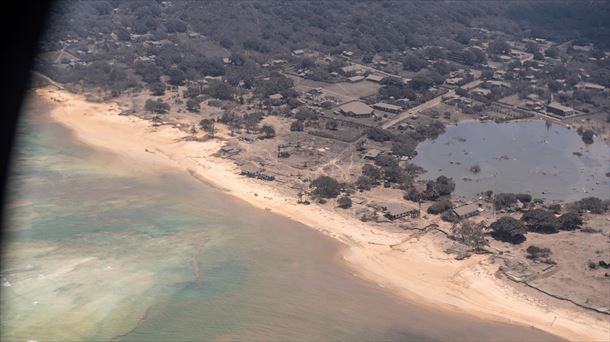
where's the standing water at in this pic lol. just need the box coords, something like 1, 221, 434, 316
412, 120, 610, 201
1, 94, 559, 341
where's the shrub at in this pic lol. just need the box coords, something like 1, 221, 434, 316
337, 196, 352, 209
525, 245, 552, 259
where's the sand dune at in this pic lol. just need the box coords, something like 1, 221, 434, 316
37, 86, 609, 341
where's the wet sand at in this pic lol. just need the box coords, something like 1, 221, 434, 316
35, 86, 610, 341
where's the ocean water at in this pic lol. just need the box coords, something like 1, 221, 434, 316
0, 94, 558, 341
412, 120, 610, 201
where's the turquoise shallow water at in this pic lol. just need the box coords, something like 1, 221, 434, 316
0, 94, 559, 341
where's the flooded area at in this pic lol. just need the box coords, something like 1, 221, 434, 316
1, 95, 558, 341
412, 120, 610, 201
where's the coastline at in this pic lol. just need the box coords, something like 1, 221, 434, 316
35, 86, 609, 341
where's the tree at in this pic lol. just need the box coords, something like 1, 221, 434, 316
452, 220, 488, 251
144, 99, 170, 114
570, 197, 608, 214
290, 120, 304, 131
362, 164, 382, 183
516, 193, 532, 203
149, 81, 166, 96
494, 193, 518, 210
520, 209, 558, 233
325, 119, 338, 130
427, 200, 451, 214
337, 196, 352, 209
167, 68, 186, 86
489, 38, 511, 54
199, 119, 215, 137
557, 212, 583, 230
186, 98, 200, 113
260, 125, 276, 139
490, 217, 527, 244
581, 129, 594, 144
356, 175, 373, 191
544, 47, 559, 58
311, 175, 341, 198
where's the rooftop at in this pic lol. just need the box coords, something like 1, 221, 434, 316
340, 101, 374, 116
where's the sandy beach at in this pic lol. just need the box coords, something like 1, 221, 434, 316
36, 86, 609, 341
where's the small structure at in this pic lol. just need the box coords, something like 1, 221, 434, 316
340, 101, 374, 118
366, 74, 384, 83
347, 75, 365, 83
385, 203, 420, 220
373, 102, 402, 114
452, 203, 481, 219
292, 49, 305, 56
363, 148, 382, 160
547, 102, 575, 117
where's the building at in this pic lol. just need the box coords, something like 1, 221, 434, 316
340, 102, 374, 118
385, 203, 420, 220
575, 82, 606, 92
347, 75, 365, 83
547, 102, 575, 117
366, 74, 384, 83
292, 49, 305, 56
452, 203, 481, 219
373, 102, 402, 114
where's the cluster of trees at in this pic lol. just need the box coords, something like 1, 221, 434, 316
405, 175, 456, 202
493, 193, 532, 210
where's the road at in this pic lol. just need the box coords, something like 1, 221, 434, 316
381, 79, 482, 129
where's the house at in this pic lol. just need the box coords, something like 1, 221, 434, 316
348, 75, 365, 83
269, 93, 283, 105
240, 163, 262, 177
373, 102, 402, 114
575, 82, 606, 92
340, 102, 374, 118
452, 203, 481, 219
340, 64, 363, 76
547, 102, 575, 116
385, 203, 420, 220
363, 148, 382, 160
240, 163, 275, 181
292, 49, 305, 56
366, 74, 384, 83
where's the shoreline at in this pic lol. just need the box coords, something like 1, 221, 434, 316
35, 86, 609, 341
